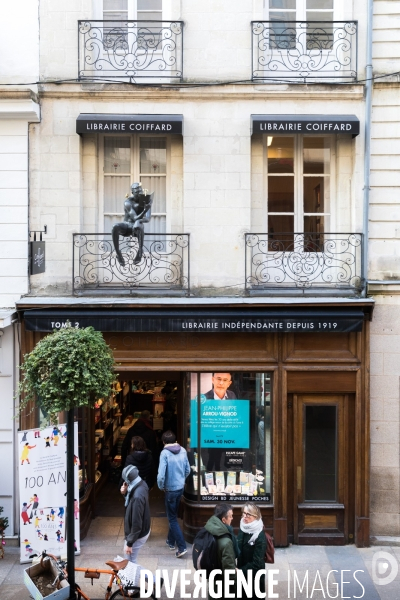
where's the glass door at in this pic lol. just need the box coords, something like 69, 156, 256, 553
293, 394, 353, 544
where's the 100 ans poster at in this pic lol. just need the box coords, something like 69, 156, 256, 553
18, 423, 80, 563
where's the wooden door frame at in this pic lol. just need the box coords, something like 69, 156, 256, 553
293, 394, 349, 544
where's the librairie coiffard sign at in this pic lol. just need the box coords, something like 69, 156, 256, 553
76, 114, 183, 135
251, 114, 360, 137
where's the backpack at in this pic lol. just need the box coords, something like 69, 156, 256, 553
264, 529, 275, 564
192, 528, 228, 577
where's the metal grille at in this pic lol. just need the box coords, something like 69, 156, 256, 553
252, 21, 357, 82
245, 232, 363, 293
78, 20, 183, 81
73, 233, 190, 294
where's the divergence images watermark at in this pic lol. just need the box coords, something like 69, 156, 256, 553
139, 568, 367, 598
372, 551, 399, 586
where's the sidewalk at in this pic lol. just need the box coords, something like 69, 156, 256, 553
1, 516, 400, 599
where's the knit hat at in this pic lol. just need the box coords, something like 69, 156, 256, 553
122, 465, 139, 484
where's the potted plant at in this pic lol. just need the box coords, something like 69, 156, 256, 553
17, 325, 116, 598
0, 506, 9, 559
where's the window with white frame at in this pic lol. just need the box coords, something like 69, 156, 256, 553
103, 136, 167, 234
266, 0, 335, 50
266, 136, 332, 249
267, 0, 334, 23
102, 0, 162, 21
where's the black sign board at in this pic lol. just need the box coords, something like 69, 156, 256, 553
30, 241, 46, 275
23, 308, 365, 333
76, 114, 183, 135
251, 114, 360, 137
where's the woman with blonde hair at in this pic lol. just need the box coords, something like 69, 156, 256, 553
237, 503, 267, 598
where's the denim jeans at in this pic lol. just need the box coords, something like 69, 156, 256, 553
165, 488, 186, 552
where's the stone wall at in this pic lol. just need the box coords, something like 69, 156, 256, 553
370, 299, 400, 537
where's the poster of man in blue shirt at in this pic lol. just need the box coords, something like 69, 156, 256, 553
189, 373, 250, 472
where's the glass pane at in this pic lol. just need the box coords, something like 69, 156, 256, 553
137, 11, 162, 20
306, 16, 334, 49
305, 405, 337, 501
268, 176, 294, 212
269, 15, 296, 48
104, 176, 131, 216
145, 215, 166, 234
185, 372, 272, 502
140, 138, 166, 173
104, 0, 127, 9
303, 176, 329, 213
268, 215, 294, 250
307, 0, 333, 10
269, 0, 296, 9
304, 216, 325, 249
306, 11, 333, 21
138, 0, 162, 9
140, 175, 166, 213
104, 137, 131, 173
268, 137, 294, 173
303, 137, 330, 174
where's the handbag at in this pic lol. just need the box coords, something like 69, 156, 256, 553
263, 529, 275, 564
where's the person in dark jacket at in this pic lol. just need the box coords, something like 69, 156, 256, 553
121, 436, 156, 490
120, 465, 151, 562
204, 503, 238, 600
236, 503, 266, 599
121, 410, 158, 468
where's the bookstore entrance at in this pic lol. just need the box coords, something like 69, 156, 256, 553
19, 300, 373, 547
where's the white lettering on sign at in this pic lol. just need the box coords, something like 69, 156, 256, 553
259, 122, 353, 133
51, 322, 80, 329
85, 123, 173, 131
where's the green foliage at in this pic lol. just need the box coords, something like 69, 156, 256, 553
17, 326, 116, 421
0, 506, 9, 532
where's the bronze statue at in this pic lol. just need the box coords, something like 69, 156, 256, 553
112, 182, 154, 266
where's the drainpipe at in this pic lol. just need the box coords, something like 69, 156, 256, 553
362, 0, 374, 296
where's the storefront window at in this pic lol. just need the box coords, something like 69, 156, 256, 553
184, 372, 272, 503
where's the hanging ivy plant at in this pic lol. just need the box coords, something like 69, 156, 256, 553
17, 326, 116, 421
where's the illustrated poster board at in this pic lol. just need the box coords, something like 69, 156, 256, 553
18, 422, 80, 563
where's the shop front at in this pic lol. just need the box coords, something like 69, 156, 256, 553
18, 299, 373, 547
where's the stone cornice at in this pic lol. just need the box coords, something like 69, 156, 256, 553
0, 90, 40, 121
37, 82, 365, 102
0, 88, 39, 103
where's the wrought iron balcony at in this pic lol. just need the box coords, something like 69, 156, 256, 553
73, 233, 190, 295
78, 20, 183, 81
252, 21, 357, 82
245, 233, 363, 295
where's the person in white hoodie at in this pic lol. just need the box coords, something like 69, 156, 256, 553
157, 430, 190, 558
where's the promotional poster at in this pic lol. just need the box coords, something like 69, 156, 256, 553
18, 423, 80, 563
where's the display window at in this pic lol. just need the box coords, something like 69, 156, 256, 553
184, 372, 272, 503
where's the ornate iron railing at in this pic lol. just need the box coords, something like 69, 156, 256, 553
78, 20, 183, 81
252, 21, 357, 82
73, 233, 190, 294
245, 233, 363, 293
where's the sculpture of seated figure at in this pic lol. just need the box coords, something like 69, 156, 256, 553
112, 182, 154, 266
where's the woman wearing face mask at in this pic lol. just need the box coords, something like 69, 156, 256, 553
236, 503, 267, 598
